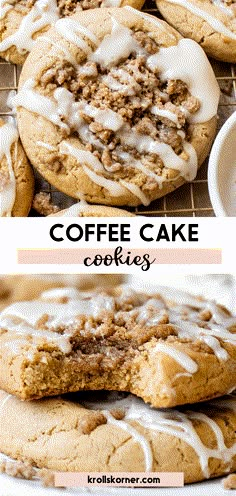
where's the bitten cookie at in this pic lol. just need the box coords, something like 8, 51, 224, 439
1, 285, 236, 407
1, 390, 236, 483
13, 7, 219, 207
0, 0, 144, 65
49, 201, 135, 216
156, 0, 236, 63
0, 119, 34, 217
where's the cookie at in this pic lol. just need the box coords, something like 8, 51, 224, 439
0, 0, 144, 65
156, 0, 236, 63
13, 7, 219, 207
0, 119, 34, 217
0, 274, 125, 310
49, 200, 135, 215
1, 285, 236, 407
1, 390, 236, 483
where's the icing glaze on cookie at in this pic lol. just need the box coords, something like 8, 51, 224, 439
0, 0, 12, 19
1, 287, 236, 380
0, 121, 19, 217
146, 38, 219, 124
57, 200, 93, 216
1, 391, 236, 477
212, 0, 235, 17
13, 13, 219, 204
81, 393, 236, 476
0, 0, 59, 53
166, 0, 236, 39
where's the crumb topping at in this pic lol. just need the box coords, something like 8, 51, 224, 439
37, 29, 200, 188
1, 288, 236, 376
5, 0, 103, 17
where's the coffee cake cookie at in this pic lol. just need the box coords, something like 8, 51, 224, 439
13, 7, 219, 207
1, 285, 236, 407
0, 0, 144, 65
1, 390, 236, 483
156, 0, 236, 62
0, 119, 34, 217
50, 201, 134, 215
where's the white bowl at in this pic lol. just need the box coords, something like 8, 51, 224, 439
208, 110, 236, 216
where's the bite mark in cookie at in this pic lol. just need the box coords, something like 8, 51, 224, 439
1, 285, 236, 407
14, 8, 219, 206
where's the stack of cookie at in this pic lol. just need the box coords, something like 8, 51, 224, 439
1, 0, 225, 216
0, 284, 236, 487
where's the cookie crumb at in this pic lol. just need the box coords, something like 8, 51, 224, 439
38, 468, 56, 487
224, 474, 236, 489
32, 192, 60, 216
0, 459, 36, 479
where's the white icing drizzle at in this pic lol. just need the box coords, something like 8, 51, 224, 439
60, 141, 127, 197
39, 34, 78, 66
41, 287, 81, 300
0, 0, 59, 54
13, 18, 220, 203
0, 291, 115, 353
119, 180, 150, 206
36, 141, 57, 151
103, 410, 153, 471
124, 6, 176, 38
150, 105, 180, 126
118, 125, 198, 182
83, 165, 126, 197
0, 0, 12, 20
0, 121, 19, 217
1, 288, 236, 376
0, 298, 95, 353
82, 394, 236, 478
82, 104, 124, 132
101, 0, 121, 5
116, 150, 166, 189
12, 79, 69, 130
213, 0, 235, 17
103, 74, 134, 94
90, 17, 142, 69
103, 72, 138, 95
166, 0, 236, 40
0, 299, 91, 327
55, 18, 98, 54
60, 201, 93, 217
154, 342, 198, 373
60, 141, 104, 172
147, 38, 220, 124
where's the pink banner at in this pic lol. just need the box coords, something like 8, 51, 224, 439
17, 248, 221, 265
54, 472, 184, 488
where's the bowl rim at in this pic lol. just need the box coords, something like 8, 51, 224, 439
208, 110, 236, 217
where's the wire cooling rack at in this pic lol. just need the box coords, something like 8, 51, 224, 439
0, 0, 235, 216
